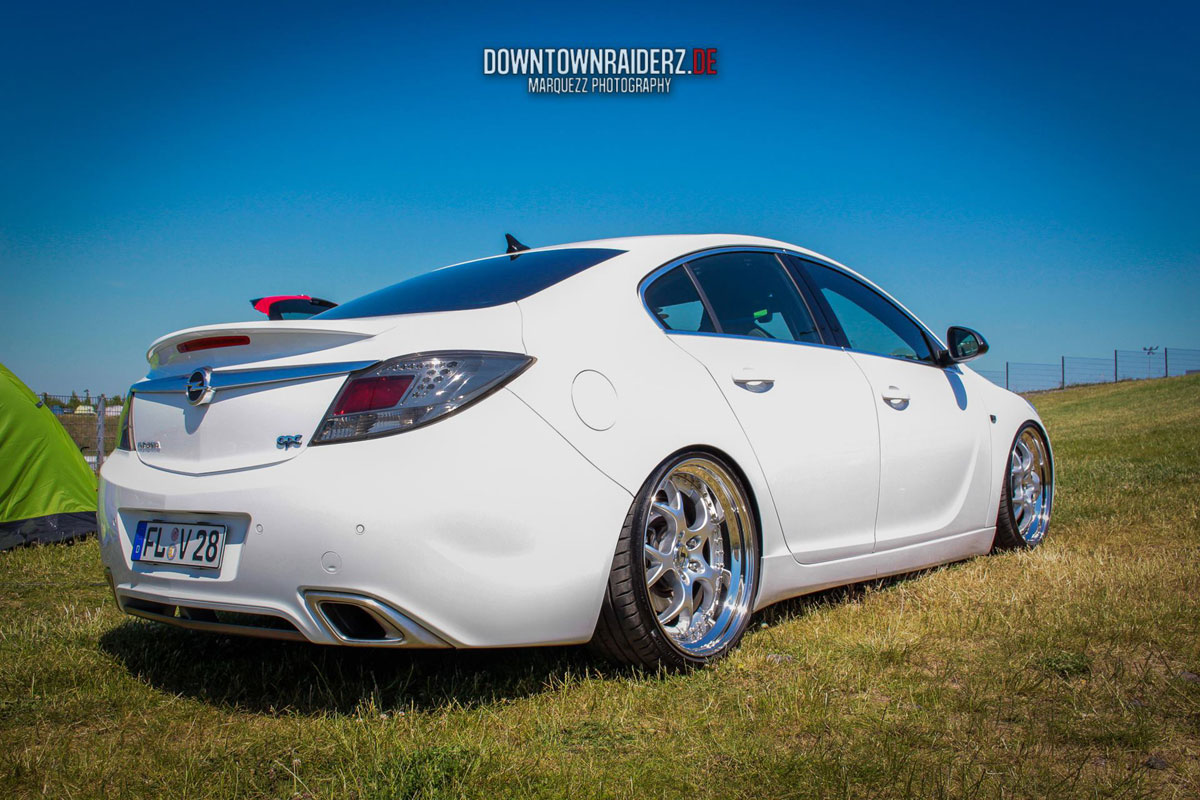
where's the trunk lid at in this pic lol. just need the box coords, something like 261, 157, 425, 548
130, 306, 523, 474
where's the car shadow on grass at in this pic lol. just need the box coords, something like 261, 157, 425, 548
751, 566, 945, 629
97, 566, 950, 716
97, 620, 636, 716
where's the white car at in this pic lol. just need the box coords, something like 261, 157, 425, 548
98, 234, 1053, 669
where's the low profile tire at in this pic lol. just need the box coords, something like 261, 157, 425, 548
993, 422, 1053, 551
591, 451, 760, 670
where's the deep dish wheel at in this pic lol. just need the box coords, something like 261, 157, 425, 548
993, 422, 1053, 550
591, 451, 759, 669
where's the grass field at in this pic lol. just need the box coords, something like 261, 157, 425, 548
2, 375, 1198, 799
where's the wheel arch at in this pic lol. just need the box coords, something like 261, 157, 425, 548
974, 374, 1055, 528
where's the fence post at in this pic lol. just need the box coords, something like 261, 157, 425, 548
1113, 349, 1118, 382
1061, 356, 1065, 389
1164, 347, 1169, 378
1005, 361, 1010, 390
96, 395, 106, 473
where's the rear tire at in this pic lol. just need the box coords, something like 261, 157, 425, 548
993, 422, 1053, 551
590, 451, 759, 670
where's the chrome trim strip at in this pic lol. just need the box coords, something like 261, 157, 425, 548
665, 328, 848, 352
130, 360, 378, 395
130, 375, 188, 394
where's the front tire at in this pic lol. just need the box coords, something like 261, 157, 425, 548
993, 422, 1053, 550
591, 452, 759, 669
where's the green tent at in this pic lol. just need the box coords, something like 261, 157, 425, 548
0, 364, 97, 549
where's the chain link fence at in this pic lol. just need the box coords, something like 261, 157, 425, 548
39, 393, 122, 475
973, 347, 1200, 393
41, 346, 1199, 475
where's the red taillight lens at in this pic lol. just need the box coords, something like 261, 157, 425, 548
177, 335, 251, 353
333, 375, 414, 415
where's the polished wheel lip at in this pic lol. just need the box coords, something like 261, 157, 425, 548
642, 457, 757, 657
1011, 428, 1052, 545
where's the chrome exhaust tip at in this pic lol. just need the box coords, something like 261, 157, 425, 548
304, 591, 451, 648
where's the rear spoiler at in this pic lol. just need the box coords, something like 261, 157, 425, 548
145, 319, 393, 370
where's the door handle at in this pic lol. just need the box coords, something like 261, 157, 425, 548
881, 385, 910, 407
732, 368, 774, 393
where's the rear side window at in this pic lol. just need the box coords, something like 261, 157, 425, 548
317, 248, 625, 319
687, 252, 821, 343
643, 267, 715, 333
802, 262, 934, 362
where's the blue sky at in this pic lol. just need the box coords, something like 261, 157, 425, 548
2, 0, 1197, 394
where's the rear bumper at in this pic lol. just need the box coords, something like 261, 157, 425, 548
98, 389, 632, 648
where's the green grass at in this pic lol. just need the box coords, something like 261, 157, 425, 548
3, 375, 1198, 799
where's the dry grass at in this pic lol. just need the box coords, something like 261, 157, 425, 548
1, 375, 1197, 799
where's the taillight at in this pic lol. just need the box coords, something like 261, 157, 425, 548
116, 396, 134, 451
313, 351, 533, 444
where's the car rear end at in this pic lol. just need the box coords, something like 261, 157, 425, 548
99, 294, 633, 649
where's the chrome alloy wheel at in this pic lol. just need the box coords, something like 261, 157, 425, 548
1010, 428, 1052, 545
641, 458, 757, 657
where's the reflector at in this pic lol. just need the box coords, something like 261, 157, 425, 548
334, 375, 414, 415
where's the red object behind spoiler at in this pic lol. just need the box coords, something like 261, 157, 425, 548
253, 295, 311, 314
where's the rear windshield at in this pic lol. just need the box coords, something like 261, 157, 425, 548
316, 248, 625, 319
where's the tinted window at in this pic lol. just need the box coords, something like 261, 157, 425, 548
317, 248, 625, 319
803, 262, 933, 362
643, 266, 715, 333
688, 252, 821, 343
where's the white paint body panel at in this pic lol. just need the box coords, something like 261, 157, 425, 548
99, 234, 1049, 649
668, 335, 881, 563
845, 352, 993, 551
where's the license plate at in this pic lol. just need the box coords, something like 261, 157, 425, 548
133, 521, 227, 569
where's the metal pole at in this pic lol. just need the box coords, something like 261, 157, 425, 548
1164, 348, 1169, 378
1061, 356, 1065, 390
1114, 349, 1118, 382
96, 395, 106, 473
1005, 361, 1010, 390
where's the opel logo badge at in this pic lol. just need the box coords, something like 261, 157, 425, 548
186, 367, 213, 406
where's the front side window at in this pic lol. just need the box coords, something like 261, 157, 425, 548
643, 266, 715, 333
687, 252, 821, 344
802, 262, 934, 363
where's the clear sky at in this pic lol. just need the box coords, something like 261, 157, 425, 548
2, 0, 1197, 394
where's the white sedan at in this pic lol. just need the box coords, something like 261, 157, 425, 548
98, 235, 1053, 669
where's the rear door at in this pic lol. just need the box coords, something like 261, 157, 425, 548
790, 257, 992, 551
648, 250, 881, 563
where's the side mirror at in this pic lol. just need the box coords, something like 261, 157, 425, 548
944, 325, 989, 363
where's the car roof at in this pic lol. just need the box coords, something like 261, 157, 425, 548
498, 234, 945, 349
511, 233, 849, 269
468, 233, 870, 290
446, 233, 858, 284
